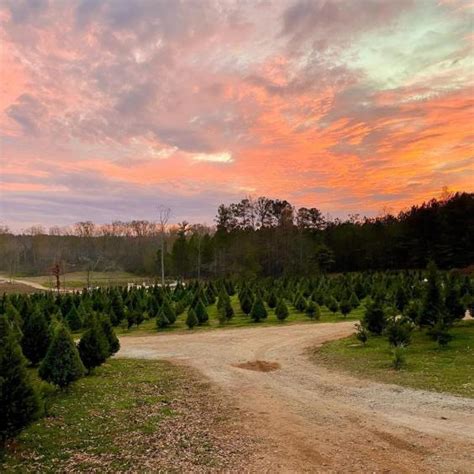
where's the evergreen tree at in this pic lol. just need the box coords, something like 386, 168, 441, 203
250, 296, 267, 322
217, 304, 227, 325
21, 307, 51, 366
185, 307, 198, 329
39, 324, 85, 388
110, 291, 125, 325
339, 299, 352, 318
348, 292, 360, 309
65, 304, 82, 331
420, 262, 446, 327
240, 294, 253, 315
444, 280, 465, 324
275, 299, 289, 321
305, 300, 319, 320
174, 299, 186, 316
5, 301, 23, 341
294, 294, 307, 312
0, 315, 40, 444
156, 309, 170, 329
385, 318, 413, 347
326, 296, 339, 314
100, 315, 120, 356
267, 292, 277, 309
78, 321, 109, 373
195, 299, 209, 325
363, 298, 387, 335
161, 298, 177, 324
395, 285, 408, 312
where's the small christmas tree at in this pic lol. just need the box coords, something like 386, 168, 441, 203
100, 315, 120, 355
78, 320, 109, 373
65, 304, 82, 331
0, 315, 40, 445
250, 296, 267, 322
275, 299, 289, 321
39, 324, 85, 388
156, 309, 170, 329
21, 306, 51, 366
339, 299, 352, 318
186, 307, 198, 329
195, 299, 209, 325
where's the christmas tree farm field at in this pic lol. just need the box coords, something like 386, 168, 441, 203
312, 320, 474, 398
1, 359, 252, 472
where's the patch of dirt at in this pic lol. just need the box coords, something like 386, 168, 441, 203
118, 322, 474, 472
234, 360, 280, 372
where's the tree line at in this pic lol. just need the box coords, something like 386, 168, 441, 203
0, 192, 472, 278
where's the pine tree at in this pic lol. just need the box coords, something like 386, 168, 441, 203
65, 304, 82, 331
78, 321, 109, 373
240, 294, 253, 315
275, 299, 289, 321
156, 309, 170, 329
0, 315, 40, 445
305, 300, 319, 320
339, 299, 352, 318
349, 292, 360, 309
5, 301, 23, 340
217, 304, 228, 325
250, 296, 267, 322
100, 315, 120, 356
267, 292, 277, 309
363, 298, 387, 335
21, 306, 51, 366
186, 307, 198, 329
294, 294, 307, 312
39, 324, 85, 388
420, 262, 446, 327
326, 296, 339, 314
161, 298, 177, 324
195, 299, 209, 325
444, 280, 465, 325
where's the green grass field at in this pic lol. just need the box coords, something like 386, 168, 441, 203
13, 271, 152, 289
314, 320, 474, 398
115, 295, 364, 336
1, 359, 249, 472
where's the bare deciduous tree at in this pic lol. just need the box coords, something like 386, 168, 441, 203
158, 206, 171, 286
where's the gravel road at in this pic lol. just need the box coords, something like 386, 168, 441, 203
117, 322, 474, 472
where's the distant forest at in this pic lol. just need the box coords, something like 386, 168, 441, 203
0, 193, 472, 278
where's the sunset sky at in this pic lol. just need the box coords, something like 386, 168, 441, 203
1, 0, 473, 231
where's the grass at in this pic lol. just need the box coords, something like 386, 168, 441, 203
314, 320, 474, 398
1, 359, 250, 472
10, 271, 152, 289
116, 295, 364, 336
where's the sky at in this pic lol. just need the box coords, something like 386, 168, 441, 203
0, 0, 473, 231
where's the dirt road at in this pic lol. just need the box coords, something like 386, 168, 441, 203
0, 276, 50, 291
117, 322, 474, 472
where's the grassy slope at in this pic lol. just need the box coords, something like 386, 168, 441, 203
314, 320, 474, 398
1, 359, 250, 472
116, 294, 363, 336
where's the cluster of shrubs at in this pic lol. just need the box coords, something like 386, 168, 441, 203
0, 295, 119, 447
